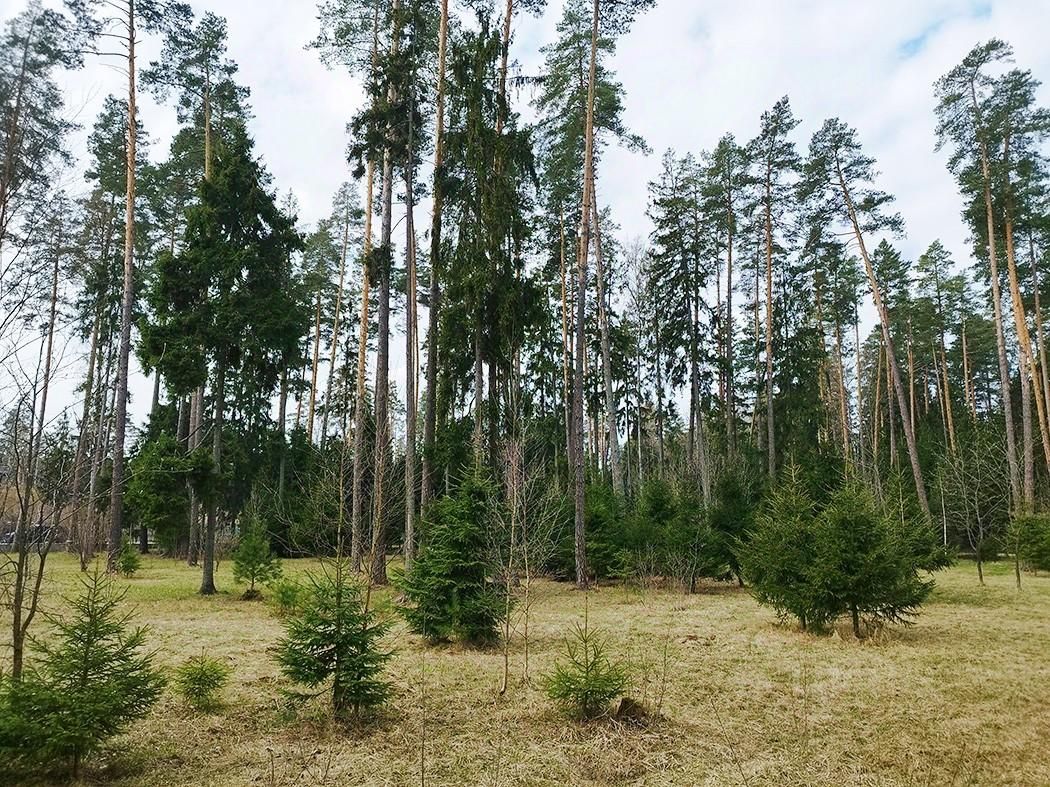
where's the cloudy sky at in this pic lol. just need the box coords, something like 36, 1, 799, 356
3, 0, 1049, 426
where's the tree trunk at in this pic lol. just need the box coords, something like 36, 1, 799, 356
320, 208, 351, 441
369, 0, 402, 587
403, 163, 418, 570
590, 182, 622, 495
306, 289, 323, 443
200, 357, 224, 595
836, 157, 931, 519
421, 0, 449, 515
763, 166, 776, 476
351, 154, 375, 572
971, 85, 1020, 506
107, 0, 138, 570
1001, 142, 1050, 493
570, 0, 600, 589
70, 311, 100, 561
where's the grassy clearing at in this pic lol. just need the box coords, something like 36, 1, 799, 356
3, 555, 1049, 786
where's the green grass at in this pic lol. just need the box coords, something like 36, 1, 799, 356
3, 553, 1049, 786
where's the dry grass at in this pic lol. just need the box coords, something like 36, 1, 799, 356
3, 554, 1049, 786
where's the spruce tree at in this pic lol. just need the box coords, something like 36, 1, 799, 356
398, 474, 507, 645
276, 561, 393, 718
0, 570, 164, 778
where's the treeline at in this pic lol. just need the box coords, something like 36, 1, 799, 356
3, 0, 1050, 645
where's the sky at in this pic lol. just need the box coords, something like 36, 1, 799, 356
2, 0, 1049, 431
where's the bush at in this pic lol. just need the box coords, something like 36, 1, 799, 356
232, 521, 281, 599
276, 560, 393, 718
542, 615, 628, 719
0, 570, 165, 778
117, 535, 141, 577
174, 652, 231, 711
398, 474, 506, 645
741, 470, 942, 637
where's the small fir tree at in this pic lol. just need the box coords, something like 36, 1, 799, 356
813, 483, 936, 637
740, 465, 823, 630
174, 652, 231, 711
275, 561, 393, 718
232, 521, 281, 599
542, 611, 628, 719
0, 570, 165, 778
117, 535, 141, 577
398, 474, 507, 645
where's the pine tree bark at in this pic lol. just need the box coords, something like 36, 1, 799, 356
589, 182, 622, 495
971, 81, 1020, 507
107, 0, 138, 570
403, 163, 418, 570
369, 0, 402, 587
763, 169, 776, 476
200, 357, 224, 595
320, 207, 350, 442
351, 6, 381, 573
306, 290, 323, 443
421, 0, 449, 514
570, 0, 600, 589
836, 156, 931, 518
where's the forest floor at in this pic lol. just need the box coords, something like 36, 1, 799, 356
5, 554, 1050, 786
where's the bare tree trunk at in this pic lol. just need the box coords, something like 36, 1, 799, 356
570, 0, 600, 589
200, 357, 224, 595
306, 290, 323, 443
972, 99, 1020, 505
1002, 146, 1050, 494
560, 212, 572, 474
351, 154, 375, 572
421, 0, 449, 514
277, 366, 288, 502
369, 0, 402, 587
763, 168, 775, 476
69, 311, 100, 560
108, 0, 138, 570
855, 315, 866, 475
403, 163, 418, 570
590, 183, 622, 495
1032, 237, 1050, 430
320, 208, 351, 441
837, 158, 930, 518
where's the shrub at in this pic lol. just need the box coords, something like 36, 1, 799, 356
542, 615, 628, 719
117, 535, 141, 577
398, 474, 506, 645
174, 652, 231, 711
0, 570, 165, 778
232, 521, 281, 599
276, 561, 393, 718
814, 483, 936, 637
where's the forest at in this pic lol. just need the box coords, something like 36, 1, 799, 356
1, 0, 1049, 784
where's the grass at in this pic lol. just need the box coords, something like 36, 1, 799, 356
3, 554, 1049, 786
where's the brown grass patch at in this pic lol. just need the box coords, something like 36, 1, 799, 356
2, 555, 1049, 785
